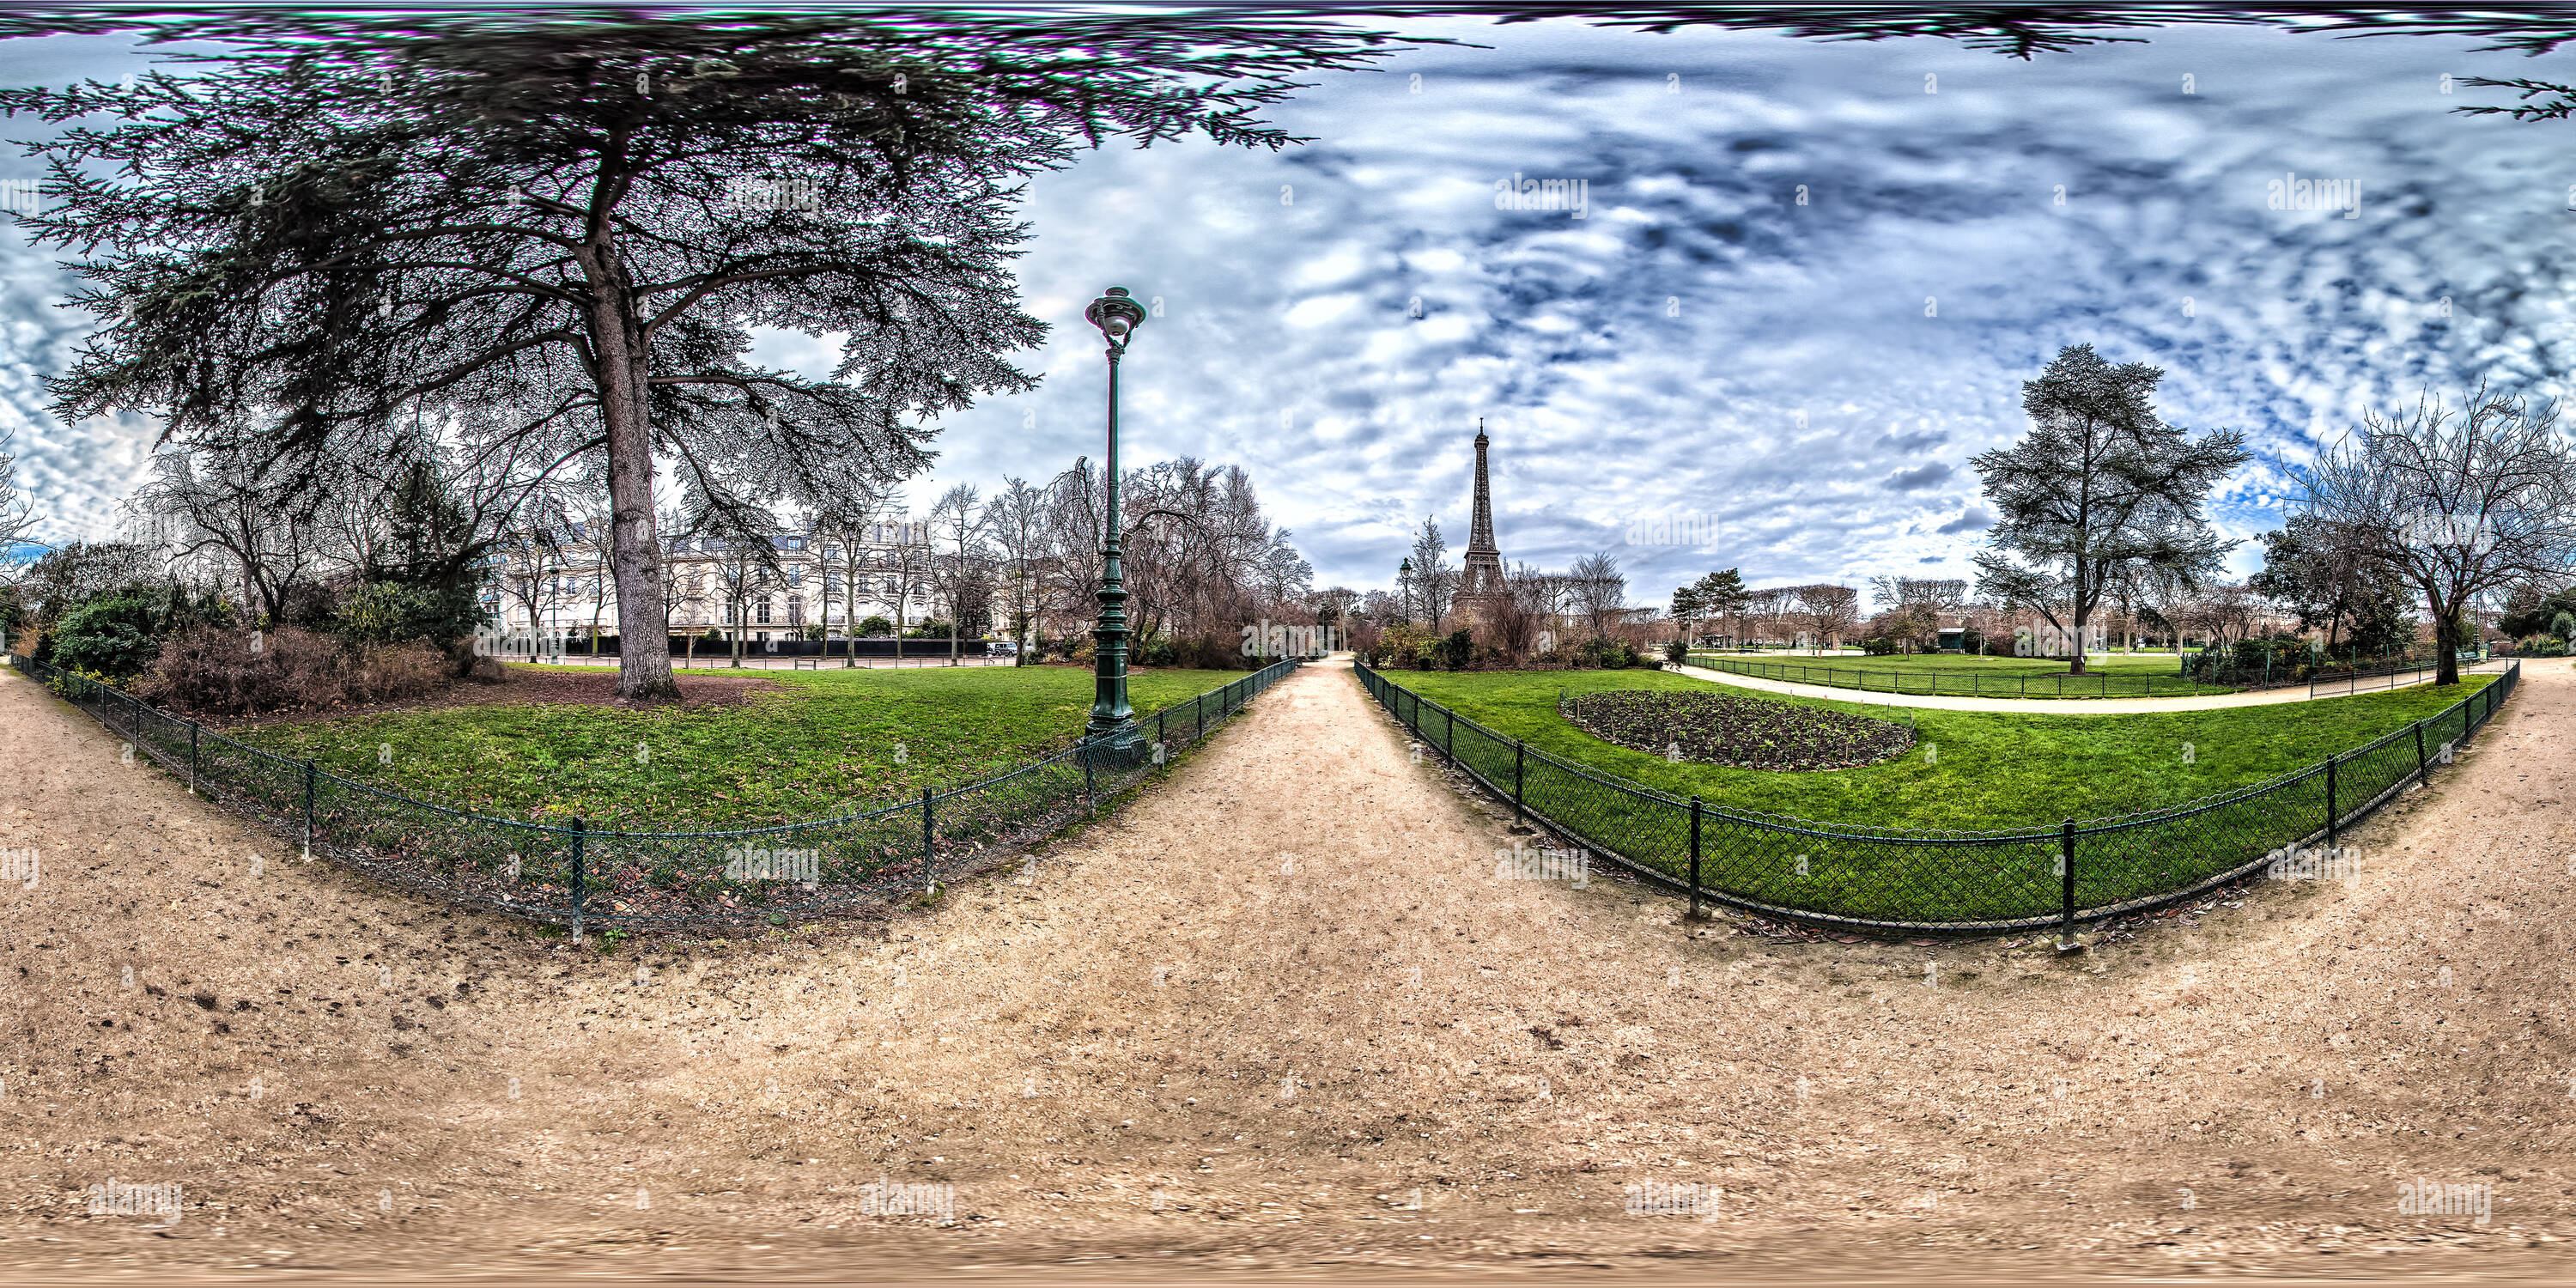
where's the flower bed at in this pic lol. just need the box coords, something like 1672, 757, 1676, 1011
1562, 689, 1913, 771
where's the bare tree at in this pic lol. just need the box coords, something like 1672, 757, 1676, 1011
815, 481, 895, 666
1569, 550, 1625, 639
928, 483, 989, 665
1407, 518, 1457, 631
2304, 386, 2576, 685
985, 477, 1051, 665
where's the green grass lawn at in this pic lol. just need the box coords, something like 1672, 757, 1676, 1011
233, 663, 1250, 828
1388, 665, 2495, 830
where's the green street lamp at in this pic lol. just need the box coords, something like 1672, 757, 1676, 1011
1399, 557, 1414, 624
1083, 286, 1149, 750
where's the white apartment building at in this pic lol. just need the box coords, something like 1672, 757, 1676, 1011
489, 519, 946, 646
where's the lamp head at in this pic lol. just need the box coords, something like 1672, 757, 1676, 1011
1086, 286, 1148, 347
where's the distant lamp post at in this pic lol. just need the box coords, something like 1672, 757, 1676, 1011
1399, 557, 1414, 624
1083, 286, 1149, 750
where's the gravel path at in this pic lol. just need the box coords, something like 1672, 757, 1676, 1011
1674, 657, 2514, 714
2, 655, 2571, 1282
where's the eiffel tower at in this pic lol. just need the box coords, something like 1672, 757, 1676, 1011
1460, 419, 1506, 608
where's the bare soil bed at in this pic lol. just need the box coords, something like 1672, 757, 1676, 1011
2, 656, 2573, 1284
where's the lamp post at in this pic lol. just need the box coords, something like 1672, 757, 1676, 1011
1083, 286, 1149, 751
1399, 557, 1414, 625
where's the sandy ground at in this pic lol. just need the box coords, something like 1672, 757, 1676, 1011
2, 655, 2573, 1284
1673, 659, 2514, 714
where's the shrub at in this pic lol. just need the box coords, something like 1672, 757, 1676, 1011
1662, 638, 1690, 665
859, 615, 893, 637
50, 595, 161, 678
1440, 629, 1474, 671
1861, 635, 1899, 656
138, 625, 447, 716
906, 619, 954, 639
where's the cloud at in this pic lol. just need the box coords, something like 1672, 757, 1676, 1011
1, 19, 2566, 611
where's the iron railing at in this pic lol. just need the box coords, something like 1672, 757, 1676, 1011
1358, 659, 2518, 936
10, 653, 1302, 932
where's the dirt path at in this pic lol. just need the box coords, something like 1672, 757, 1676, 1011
3, 656, 2574, 1282
1674, 658, 2515, 714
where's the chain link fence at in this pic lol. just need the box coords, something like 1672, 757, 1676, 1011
1686, 651, 2500, 701
11, 652, 1302, 932
1360, 659, 2519, 936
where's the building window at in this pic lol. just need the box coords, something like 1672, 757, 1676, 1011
755, 598, 773, 624
787, 595, 805, 626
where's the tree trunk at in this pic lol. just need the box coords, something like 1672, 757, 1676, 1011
580, 228, 680, 702
2434, 608, 2460, 686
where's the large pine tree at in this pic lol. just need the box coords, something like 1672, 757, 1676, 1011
1, 13, 1413, 697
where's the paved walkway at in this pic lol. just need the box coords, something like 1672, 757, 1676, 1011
1674, 657, 2515, 714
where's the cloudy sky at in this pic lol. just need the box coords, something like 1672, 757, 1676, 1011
4, 15, 2573, 606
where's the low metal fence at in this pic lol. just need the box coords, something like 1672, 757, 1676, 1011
1358, 659, 2518, 936
10, 652, 1301, 932
1685, 653, 2236, 698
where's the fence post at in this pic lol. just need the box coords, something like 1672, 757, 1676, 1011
1513, 740, 1526, 825
568, 816, 586, 940
2057, 818, 2078, 951
1688, 797, 1704, 921
1443, 708, 1454, 764
2414, 720, 2427, 785
920, 787, 936, 895
2325, 753, 2339, 854
1084, 739, 1097, 817
189, 720, 201, 795
302, 760, 317, 860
